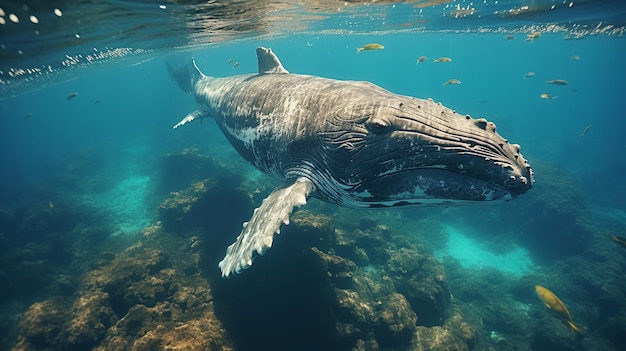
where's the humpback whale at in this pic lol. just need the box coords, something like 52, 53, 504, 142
168, 47, 534, 277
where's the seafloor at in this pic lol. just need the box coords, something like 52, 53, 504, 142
1, 148, 625, 351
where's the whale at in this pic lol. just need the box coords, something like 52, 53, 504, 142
168, 47, 534, 277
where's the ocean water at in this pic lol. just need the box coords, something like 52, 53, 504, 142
1, 1, 626, 351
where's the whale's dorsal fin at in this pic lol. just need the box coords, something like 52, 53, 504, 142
256, 47, 289, 75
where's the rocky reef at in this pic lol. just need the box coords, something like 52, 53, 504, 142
12, 225, 234, 351
3, 149, 626, 351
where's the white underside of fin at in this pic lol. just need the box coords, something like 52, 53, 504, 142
172, 109, 205, 129
218, 177, 314, 277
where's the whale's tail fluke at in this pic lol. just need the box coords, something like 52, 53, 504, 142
166, 58, 205, 94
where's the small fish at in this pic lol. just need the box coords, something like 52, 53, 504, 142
450, 4, 475, 18
24, 113, 33, 119
564, 33, 586, 40
416, 56, 427, 64
233, 62, 240, 69
524, 72, 535, 78
94, 99, 101, 104
505, 35, 515, 40
356, 43, 384, 53
547, 79, 568, 85
67, 92, 78, 100
526, 31, 541, 41
227, 58, 234, 64
433, 57, 452, 63
443, 79, 461, 86
570, 55, 580, 61
49, 201, 54, 210
610, 235, 626, 248
535, 285, 580, 333
540, 92, 557, 100
579, 124, 592, 138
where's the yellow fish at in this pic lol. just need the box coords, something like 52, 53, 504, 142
233, 62, 240, 69
227, 58, 234, 64
443, 79, 461, 86
433, 57, 452, 63
527, 31, 541, 40
416, 56, 427, 64
49, 200, 54, 210
356, 43, 384, 53
610, 234, 626, 248
540, 92, 557, 100
535, 285, 580, 333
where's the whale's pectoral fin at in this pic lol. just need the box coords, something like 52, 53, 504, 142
172, 110, 206, 129
218, 177, 315, 278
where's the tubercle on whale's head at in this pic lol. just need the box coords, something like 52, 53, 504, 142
322, 97, 533, 206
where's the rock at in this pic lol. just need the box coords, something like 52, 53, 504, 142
385, 248, 451, 326
63, 290, 118, 349
82, 247, 170, 319
289, 210, 334, 252
414, 308, 479, 351
312, 248, 418, 350
158, 177, 254, 243
335, 288, 376, 327
16, 297, 70, 349
158, 179, 219, 233
374, 293, 417, 348
158, 148, 223, 194
333, 221, 391, 266
15, 200, 80, 239
123, 268, 179, 307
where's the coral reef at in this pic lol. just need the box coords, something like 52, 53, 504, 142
439, 162, 593, 264
0, 198, 94, 304
158, 148, 223, 194
4, 149, 626, 351
13, 225, 234, 351
209, 205, 468, 351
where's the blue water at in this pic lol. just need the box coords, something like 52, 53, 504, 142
1, 1, 626, 350
3, 32, 625, 206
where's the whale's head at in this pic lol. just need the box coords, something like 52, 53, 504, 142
318, 92, 533, 207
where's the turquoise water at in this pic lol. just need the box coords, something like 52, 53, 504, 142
3, 31, 625, 208
437, 224, 533, 276
1, 1, 626, 351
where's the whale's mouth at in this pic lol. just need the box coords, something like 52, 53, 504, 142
349, 167, 518, 207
